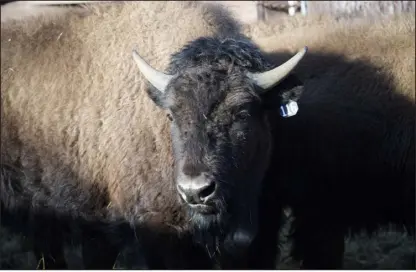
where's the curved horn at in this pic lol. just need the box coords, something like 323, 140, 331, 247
247, 46, 308, 91
132, 50, 174, 93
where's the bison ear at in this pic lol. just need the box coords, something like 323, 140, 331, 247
261, 74, 304, 118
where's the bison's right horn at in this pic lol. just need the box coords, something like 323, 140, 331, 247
247, 46, 308, 91
132, 50, 174, 93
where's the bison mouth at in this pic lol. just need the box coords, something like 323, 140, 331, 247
187, 203, 216, 215
177, 193, 218, 215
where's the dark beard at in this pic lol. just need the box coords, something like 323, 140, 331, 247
186, 199, 257, 266
187, 206, 227, 258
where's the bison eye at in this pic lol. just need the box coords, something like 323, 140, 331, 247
235, 111, 250, 121
166, 113, 173, 122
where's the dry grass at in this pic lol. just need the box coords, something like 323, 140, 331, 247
1, 218, 414, 269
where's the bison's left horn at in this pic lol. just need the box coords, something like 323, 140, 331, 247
132, 50, 174, 93
247, 46, 308, 91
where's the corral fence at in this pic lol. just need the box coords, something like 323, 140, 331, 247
257, 1, 416, 21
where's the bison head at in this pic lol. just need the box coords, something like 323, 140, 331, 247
132, 38, 307, 253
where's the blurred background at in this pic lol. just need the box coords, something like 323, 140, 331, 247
207, 1, 416, 23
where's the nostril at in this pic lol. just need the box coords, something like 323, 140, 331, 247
177, 179, 216, 205
198, 181, 216, 201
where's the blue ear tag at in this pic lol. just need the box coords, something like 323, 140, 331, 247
279, 100, 299, 118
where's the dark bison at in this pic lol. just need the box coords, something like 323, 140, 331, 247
242, 13, 415, 269
1, 1, 306, 269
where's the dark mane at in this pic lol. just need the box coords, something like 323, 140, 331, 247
168, 37, 274, 74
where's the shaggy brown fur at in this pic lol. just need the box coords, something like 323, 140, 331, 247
241, 13, 415, 268
1, 1, 247, 269
1, 0, 242, 223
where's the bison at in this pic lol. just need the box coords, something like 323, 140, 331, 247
1, 1, 307, 269
241, 13, 415, 269
2, 1, 414, 269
